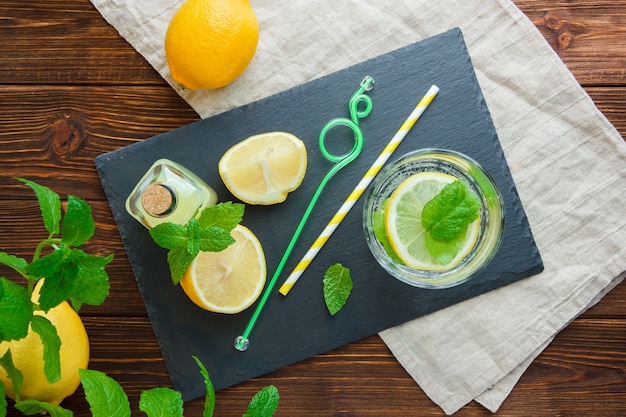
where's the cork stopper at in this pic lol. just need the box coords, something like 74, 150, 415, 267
141, 183, 175, 216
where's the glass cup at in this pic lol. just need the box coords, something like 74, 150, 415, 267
362, 149, 505, 289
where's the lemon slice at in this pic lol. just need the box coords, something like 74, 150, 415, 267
180, 224, 266, 314
219, 132, 307, 205
384, 172, 480, 271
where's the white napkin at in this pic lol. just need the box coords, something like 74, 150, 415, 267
90, 0, 626, 413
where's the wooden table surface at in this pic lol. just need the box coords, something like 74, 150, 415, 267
1, 1, 625, 416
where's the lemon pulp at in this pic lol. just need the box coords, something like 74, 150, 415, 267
180, 224, 266, 314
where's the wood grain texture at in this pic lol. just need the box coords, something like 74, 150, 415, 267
0, 0, 624, 416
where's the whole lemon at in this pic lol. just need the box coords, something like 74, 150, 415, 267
0, 282, 89, 405
165, 0, 260, 90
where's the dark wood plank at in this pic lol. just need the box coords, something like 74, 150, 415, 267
0, 1, 162, 85
514, 0, 626, 85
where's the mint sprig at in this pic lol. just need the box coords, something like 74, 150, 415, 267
149, 202, 244, 285
422, 180, 480, 263
0, 178, 113, 394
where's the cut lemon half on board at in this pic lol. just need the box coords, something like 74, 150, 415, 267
384, 172, 480, 271
180, 224, 266, 314
219, 132, 307, 205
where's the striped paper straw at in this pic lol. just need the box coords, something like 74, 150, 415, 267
278, 85, 440, 296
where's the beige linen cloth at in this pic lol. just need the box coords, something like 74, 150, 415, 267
90, 0, 626, 414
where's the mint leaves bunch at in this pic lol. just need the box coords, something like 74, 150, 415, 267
0, 179, 112, 390
6, 356, 279, 417
148, 202, 244, 285
421, 179, 480, 264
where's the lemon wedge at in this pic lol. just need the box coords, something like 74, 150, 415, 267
180, 224, 266, 314
219, 132, 307, 205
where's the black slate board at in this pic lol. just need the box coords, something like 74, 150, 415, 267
95, 28, 543, 401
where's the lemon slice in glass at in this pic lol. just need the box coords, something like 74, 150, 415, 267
219, 132, 307, 205
180, 224, 266, 314
384, 172, 480, 271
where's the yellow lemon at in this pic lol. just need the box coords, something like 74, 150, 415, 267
0, 281, 89, 405
384, 172, 480, 270
164, 0, 259, 90
219, 132, 307, 205
180, 224, 266, 314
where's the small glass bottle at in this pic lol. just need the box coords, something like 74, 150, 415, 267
125, 159, 218, 229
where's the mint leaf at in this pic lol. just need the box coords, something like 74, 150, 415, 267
424, 229, 466, 265
243, 385, 279, 417
30, 315, 61, 384
17, 178, 62, 236
0, 253, 28, 276
0, 380, 7, 417
15, 399, 73, 417
0, 350, 23, 402
322, 264, 353, 316
0, 277, 32, 342
29, 247, 73, 311
372, 200, 404, 265
80, 369, 131, 417
192, 356, 215, 417
70, 252, 112, 311
422, 180, 480, 241
197, 202, 243, 231
167, 245, 199, 285
197, 227, 235, 252
149, 222, 189, 250
139, 387, 183, 417
1, 380, 6, 417
61, 195, 95, 246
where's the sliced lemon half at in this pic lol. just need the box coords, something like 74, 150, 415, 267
219, 132, 307, 205
180, 224, 266, 314
384, 172, 480, 271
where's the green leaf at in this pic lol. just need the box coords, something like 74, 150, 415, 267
424, 226, 469, 265
30, 315, 61, 384
0, 277, 33, 342
196, 227, 235, 253
15, 399, 73, 417
0, 380, 6, 417
0, 253, 28, 276
197, 202, 244, 231
29, 247, 74, 311
167, 245, 199, 285
80, 369, 131, 417
421, 180, 480, 241
372, 200, 404, 265
139, 387, 183, 417
322, 264, 353, 316
149, 223, 189, 250
61, 195, 95, 246
70, 252, 113, 311
0, 350, 23, 402
243, 385, 280, 417
17, 178, 62, 236
192, 356, 215, 417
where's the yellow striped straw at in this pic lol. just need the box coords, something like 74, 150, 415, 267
279, 85, 440, 296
